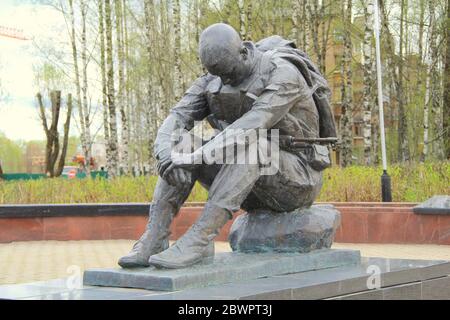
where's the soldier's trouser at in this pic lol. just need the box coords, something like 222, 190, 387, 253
153, 149, 323, 214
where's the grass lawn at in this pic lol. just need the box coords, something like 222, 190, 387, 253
0, 162, 448, 204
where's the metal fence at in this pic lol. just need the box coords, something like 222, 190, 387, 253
0, 171, 108, 181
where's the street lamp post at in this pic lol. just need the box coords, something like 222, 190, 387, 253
373, 0, 392, 202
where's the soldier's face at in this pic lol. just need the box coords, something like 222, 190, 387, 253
211, 61, 242, 86
203, 49, 249, 87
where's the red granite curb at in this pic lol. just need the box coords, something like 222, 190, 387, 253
1, 202, 449, 245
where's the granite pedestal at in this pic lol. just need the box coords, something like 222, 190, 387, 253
83, 249, 360, 291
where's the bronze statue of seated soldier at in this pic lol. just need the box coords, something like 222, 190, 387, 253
119, 23, 337, 269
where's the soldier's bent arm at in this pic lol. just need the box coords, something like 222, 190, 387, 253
153, 75, 210, 161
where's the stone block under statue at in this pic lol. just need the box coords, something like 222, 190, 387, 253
229, 204, 341, 253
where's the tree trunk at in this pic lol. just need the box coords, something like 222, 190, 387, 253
98, 0, 111, 172
307, 0, 322, 72
80, 0, 92, 174
444, 0, 450, 159
144, 0, 158, 171
290, 0, 300, 45
114, 0, 129, 174
222, 0, 232, 24
37, 92, 52, 177
55, 93, 73, 176
158, 0, 172, 114
302, 0, 310, 53
306, 0, 329, 73
105, 0, 119, 177
422, 69, 431, 161
68, 0, 88, 172
173, 0, 183, 101
320, 0, 331, 73
246, 1, 253, 41
339, 0, 353, 167
239, 0, 246, 40
122, 0, 132, 169
429, 0, 444, 159
37, 91, 71, 178
418, 0, 425, 70
417, 0, 425, 161
397, 0, 410, 162
362, 1, 374, 165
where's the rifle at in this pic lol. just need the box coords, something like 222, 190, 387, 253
279, 136, 340, 150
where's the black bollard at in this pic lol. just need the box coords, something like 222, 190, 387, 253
381, 170, 392, 202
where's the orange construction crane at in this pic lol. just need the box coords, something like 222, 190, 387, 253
0, 25, 30, 41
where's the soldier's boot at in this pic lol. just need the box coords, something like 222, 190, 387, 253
148, 202, 232, 269
118, 200, 177, 268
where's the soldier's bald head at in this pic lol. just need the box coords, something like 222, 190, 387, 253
199, 23, 257, 86
199, 23, 242, 71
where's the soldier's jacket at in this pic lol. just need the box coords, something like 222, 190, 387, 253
154, 37, 333, 163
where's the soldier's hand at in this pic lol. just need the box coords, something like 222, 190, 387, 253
157, 150, 199, 185
156, 158, 172, 177
155, 148, 173, 178
162, 167, 192, 186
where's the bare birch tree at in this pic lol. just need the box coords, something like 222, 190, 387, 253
144, 0, 158, 171
98, 0, 111, 171
306, 0, 332, 73
397, 0, 410, 162
173, 0, 183, 101
80, 0, 92, 173
429, 0, 444, 159
67, 0, 91, 172
238, 0, 246, 40
444, 0, 450, 159
37, 91, 73, 177
114, 0, 129, 174
290, 0, 300, 45
339, 0, 353, 167
105, 0, 119, 177
361, 0, 374, 165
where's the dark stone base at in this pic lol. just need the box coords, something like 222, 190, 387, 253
229, 204, 340, 253
413, 195, 450, 214
2, 257, 450, 300
83, 249, 359, 291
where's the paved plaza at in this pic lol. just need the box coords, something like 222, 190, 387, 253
1, 240, 450, 285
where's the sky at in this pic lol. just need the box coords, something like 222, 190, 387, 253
0, 0, 68, 141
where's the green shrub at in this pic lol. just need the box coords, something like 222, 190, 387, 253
317, 162, 449, 202
0, 162, 448, 204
